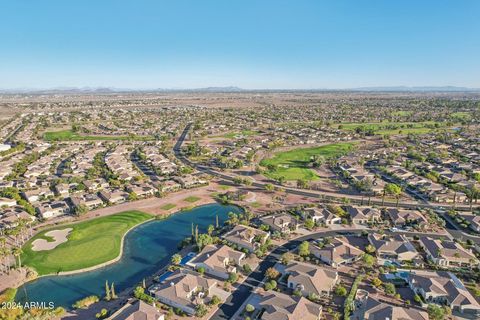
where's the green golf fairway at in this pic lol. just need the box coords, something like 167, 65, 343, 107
22, 211, 152, 275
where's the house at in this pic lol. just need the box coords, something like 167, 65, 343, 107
35, 200, 71, 219
126, 184, 156, 198
83, 179, 109, 192
149, 270, 218, 315
256, 290, 322, 320
356, 296, 428, 320
368, 234, 421, 265
302, 207, 341, 225
419, 237, 479, 268
54, 183, 70, 198
108, 300, 165, 320
187, 244, 245, 280
160, 180, 181, 193
70, 193, 103, 210
260, 213, 297, 233
404, 270, 480, 317
281, 261, 338, 297
174, 175, 207, 188
345, 206, 382, 225
0, 197, 17, 208
385, 208, 427, 227
99, 190, 129, 204
459, 213, 480, 233
310, 237, 364, 267
223, 225, 269, 252
22, 188, 54, 203
0, 207, 35, 229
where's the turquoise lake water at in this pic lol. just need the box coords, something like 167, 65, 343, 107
15, 203, 240, 308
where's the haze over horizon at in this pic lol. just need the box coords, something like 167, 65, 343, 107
1, 0, 479, 89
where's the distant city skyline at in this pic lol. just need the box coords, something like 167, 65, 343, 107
1, 0, 479, 89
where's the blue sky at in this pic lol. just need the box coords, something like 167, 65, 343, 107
1, 0, 479, 89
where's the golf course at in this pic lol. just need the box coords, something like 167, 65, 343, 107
260, 142, 354, 181
22, 211, 152, 275
43, 129, 154, 141
335, 121, 452, 135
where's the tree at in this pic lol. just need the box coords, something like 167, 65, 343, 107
365, 244, 376, 254
105, 280, 111, 301
74, 204, 89, 216
171, 254, 182, 265
265, 267, 280, 280
197, 266, 205, 275
371, 277, 383, 287
264, 184, 275, 192
304, 218, 315, 230
243, 264, 252, 274
384, 283, 396, 295
362, 253, 376, 268
195, 304, 208, 317
264, 280, 277, 291
383, 183, 402, 206
427, 304, 447, 320
245, 304, 255, 313
207, 224, 215, 236
110, 282, 117, 299
298, 241, 310, 257
228, 272, 238, 283
414, 294, 422, 303
196, 233, 213, 251
281, 252, 294, 265
335, 285, 347, 297
11, 247, 22, 268
128, 191, 138, 201
210, 295, 221, 305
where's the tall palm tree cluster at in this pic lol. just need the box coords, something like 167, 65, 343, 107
0, 218, 33, 274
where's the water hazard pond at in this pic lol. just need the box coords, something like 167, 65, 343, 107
15, 203, 241, 308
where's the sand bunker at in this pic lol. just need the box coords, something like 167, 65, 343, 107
31, 228, 73, 251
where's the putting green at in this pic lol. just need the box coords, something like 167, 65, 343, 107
22, 211, 152, 275
260, 143, 354, 181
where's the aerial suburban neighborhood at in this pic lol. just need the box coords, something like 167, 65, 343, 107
0, 90, 479, 320
1, 1, 480, 320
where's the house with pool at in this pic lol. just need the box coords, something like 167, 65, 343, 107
187, 244, 245, 280
368, 234, 422, 266
402, 270, 480, 317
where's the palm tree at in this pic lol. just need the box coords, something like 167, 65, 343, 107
12, 247, 23, 269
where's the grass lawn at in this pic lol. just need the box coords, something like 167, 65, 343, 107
22, 211, 152, 275
183, 196, 201, 203
43, 129, 153, 141
450, 112, 471, 120
218, 184, 231, 190
217, 130, 258, 139
260, 143, 354, 181
336, 121, 452, 136
160, 203, 176, 210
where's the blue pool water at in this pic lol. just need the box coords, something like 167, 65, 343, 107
15, 203, 240, 308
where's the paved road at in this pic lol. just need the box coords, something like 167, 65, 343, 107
174, 125, 479, 212
173, 125, 480, 318
210, 227, 450, 320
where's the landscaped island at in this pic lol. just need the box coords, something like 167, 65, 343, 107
260, 142, 354, 181
22, 211, 152, 275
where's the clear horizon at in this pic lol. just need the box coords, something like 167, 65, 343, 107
1, 0, 479, 89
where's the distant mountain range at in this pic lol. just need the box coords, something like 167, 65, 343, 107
1, 86, 479, 94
